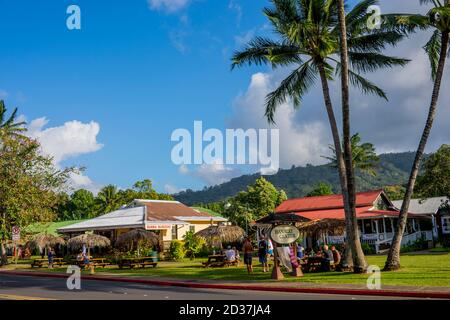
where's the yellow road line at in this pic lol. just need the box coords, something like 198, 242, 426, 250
0, 293, 57, 300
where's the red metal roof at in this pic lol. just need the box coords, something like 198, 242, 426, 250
275, 190, 383, 214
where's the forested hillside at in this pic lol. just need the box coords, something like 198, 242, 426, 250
174, 152, 416, 205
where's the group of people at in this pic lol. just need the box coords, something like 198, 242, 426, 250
301, 244, 341, 271
241, 236, 274, 274
12, 245, 31, 260
239, 236, 342, 274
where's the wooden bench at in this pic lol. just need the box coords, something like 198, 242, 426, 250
31, 258, 65, 268
118, 258, 157, 269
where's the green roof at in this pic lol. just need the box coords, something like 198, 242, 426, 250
190, 207, 223, 217
23, 220, 87, 236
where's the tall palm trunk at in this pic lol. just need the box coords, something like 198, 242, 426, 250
384, 31, 449, 271
317, 64, 353, 270
337, 0, 367, 273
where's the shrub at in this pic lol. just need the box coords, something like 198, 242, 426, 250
401, 238, 428, 253
442, 239, 450, 248
183, 231, 206, 260
169, 240, 186, 260
361, 243, 376, 255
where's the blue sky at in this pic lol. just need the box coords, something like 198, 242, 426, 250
1, 0, 448, 194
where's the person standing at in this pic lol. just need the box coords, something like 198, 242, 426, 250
258, 237, 269, 272
243, 237, 254, 274
47, 247, 54, 269
321, 245, 334, 272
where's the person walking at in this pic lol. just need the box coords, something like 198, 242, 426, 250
243, 237, 254, 274
258, 237, 269, 272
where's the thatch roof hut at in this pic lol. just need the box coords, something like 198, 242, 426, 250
195, 225, 245, 248
115, 229, 159, 253
296, 219, 346, 235
67, 234, 110, 253
26, 234, 65, 251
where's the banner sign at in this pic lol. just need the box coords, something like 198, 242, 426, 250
270, 225, 300, 244
146, 224, 172, 230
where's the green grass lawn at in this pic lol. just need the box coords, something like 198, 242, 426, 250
18, 253, 450, 287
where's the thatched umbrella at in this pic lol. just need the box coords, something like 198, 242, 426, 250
68, 234, 110, 256
195, 225, 245, 248
115, 229, 159, 256
26, 234, 65, 252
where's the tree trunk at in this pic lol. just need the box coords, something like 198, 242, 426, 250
317, 64, 353, 271
337, 0, 367, 273
384, 31, 449, 271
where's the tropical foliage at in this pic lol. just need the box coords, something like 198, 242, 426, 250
324, 133, 380, 176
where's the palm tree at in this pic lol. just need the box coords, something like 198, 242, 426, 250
325, 133, 380, 176
384, 0, 450, 271
231, 0, 408, 271
0, 100, 26, 137
95, 185, 121, 214
336, 0, 368, 272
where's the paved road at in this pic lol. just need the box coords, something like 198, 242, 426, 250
0, 274, 409, 300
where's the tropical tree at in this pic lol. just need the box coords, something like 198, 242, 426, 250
325, 133, 380, 176
95, 185, 121, 214
0, 100, 26, 138
232, 0, 408, 271
0, 134, 73, 265
224, 177, 287, 232
384, 0, 450, 271
69, 189, 96, 219
307, 182, 334, 197
415, 144, 450, 198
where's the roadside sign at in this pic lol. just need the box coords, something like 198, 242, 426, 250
12, 226, 20, 241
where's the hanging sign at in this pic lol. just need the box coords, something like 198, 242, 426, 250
270, 225, 300, 244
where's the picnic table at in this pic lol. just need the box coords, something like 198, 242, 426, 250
302, 256, 323, 273
69, 257, 110, 269
202, 254, 238, 268
118, 257, 157, 269
31, 258, 65, 268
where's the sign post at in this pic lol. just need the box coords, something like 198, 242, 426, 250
12, 226, 20, 265
270, 225, 302, 279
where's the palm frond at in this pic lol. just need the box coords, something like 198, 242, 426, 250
231, 37, 302, 69
424, 30, 442, 79
265, 61, 316, 124
348, 51, 410, 73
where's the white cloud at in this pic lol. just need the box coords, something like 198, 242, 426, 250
179, 160, 241, 185
229, 0, 243, 26
148, 0, 190, 13
28, 118, 103, 164
164, 183, 184, 194
26, 117, 104, 192
228, 72, 331, 169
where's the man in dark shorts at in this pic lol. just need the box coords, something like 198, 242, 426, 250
243, 237, 254, 274
258, 237, 269, 272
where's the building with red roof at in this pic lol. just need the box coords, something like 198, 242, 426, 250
257, 190, 433, 253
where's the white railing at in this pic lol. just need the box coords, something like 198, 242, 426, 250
322, 230, 433, 253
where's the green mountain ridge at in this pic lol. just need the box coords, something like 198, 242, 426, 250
174, 151, 416, 205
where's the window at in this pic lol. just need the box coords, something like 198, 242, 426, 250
171, 225, 178, 240
442, 217, 450, 234
189, 226, 195, 233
